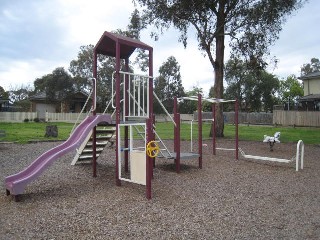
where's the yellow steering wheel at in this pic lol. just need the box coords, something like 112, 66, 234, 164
146, 141, 160, 158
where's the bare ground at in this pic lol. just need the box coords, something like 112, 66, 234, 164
0, 139, 319, 239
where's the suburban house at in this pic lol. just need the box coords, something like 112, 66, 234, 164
0, 97, 10, 112
30, 91, 92, 119
298, 71, 320, 111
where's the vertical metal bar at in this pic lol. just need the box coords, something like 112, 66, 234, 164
115, 40, 121, 186
148, 49, 153, 126
174, 97, 178, 154
190, 120, 193, 152
235, 98, 239, 160
146, 118, 152, 199
152, 114, 156, 171
212, 103, 216, 155
92, 51, 98, 177
198, 94, 202, 169
176, 113, 181, 173
133, 76, 136, 116
146, 48, 154, 200
125, 60, 129, 172
128, 74, 131, 117
138, 76, 141, 116
142, 76, 145, 117
117, 125, 122, 183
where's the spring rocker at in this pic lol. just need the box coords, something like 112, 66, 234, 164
263, 132, 281, 151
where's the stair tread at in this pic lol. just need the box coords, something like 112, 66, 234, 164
82, 148, 104, 153
79, 154, 100, 159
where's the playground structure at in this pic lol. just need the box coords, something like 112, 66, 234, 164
239, 140, 304, 171
4, 31, 305, 202
193, 96, 305, 172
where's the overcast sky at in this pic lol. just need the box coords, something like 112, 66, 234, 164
1, 0, 319, 95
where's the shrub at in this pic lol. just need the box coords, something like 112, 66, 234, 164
33, 118, 40, 123
23, 118, 29, 122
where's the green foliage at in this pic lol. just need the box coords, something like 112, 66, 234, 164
179, 86, 202, 114
135, 0, 306, 137
279, 75, 303, 108
0, 86, 9, 99
23, 118, 29, 123
301, 58, 320, 76
225, 58, 280, 112
33, 67, 74, 102
154, 56, 185, 113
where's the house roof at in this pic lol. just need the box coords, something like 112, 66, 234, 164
298, 71, 320, 80
299, 94, 320, 101
94, 31, 153, 59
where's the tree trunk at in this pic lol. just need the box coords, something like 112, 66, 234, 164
45, 125, 58, 137
213, 0, 226, 137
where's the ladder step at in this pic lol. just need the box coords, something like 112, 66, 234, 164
86, 141, 111, 146
79, 153, 100, 160
82, 148, 104, 153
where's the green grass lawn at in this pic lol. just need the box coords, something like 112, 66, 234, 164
0, 122, 74, 143
0, 121, 319, 145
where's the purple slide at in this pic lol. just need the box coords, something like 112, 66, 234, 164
5, 114, 111, 200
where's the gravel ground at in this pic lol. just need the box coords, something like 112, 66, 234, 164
0, 139, 319, 239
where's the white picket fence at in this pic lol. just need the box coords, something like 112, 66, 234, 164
0, 112, 38, 122
45, 112, 90, 123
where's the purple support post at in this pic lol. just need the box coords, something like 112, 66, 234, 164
92, 52, 98, 177
212, 103, 216, 155
176, 113, 181, 173
115, 40, 121, 186
173, 97, 178, 154
145, 48, 154, 199
198, 94, 202, 169
146, 118, 152, 199
235, 99, 239, 160
124, 59, 129, 172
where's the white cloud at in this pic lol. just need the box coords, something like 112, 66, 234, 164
0, 0, 319, 96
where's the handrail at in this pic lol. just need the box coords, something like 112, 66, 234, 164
71, 77, 96, 133
153, 92, 176, 127
111, 71, 116, 109
296, 140, 304, 171
91, 78, 97, 112
119, 70, 153, 79
71, 89, 93, 133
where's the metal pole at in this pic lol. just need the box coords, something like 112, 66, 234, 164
92, 51, 97, 177
115, 40, 121, 186
235, 98, 239, 160
176, 113, 181, 173
146, 48, 153, 199
198, 94, 202, 169
212, 103, 216, 155
124, 59, 129, 173
174, 97, 178, 154
146, 118, 152, 199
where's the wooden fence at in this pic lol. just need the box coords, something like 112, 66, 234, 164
1, 111, 319, 127
273, 110, 320, 127
195, 112, 273, 125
